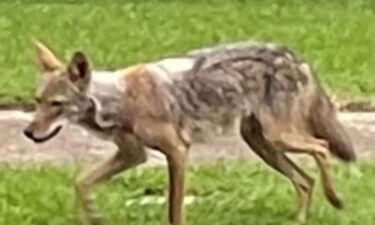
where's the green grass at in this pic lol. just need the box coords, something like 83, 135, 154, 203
0, 161, 374, 225
0, 0, 374, 106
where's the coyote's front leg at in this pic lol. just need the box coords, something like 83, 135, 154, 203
134, 119, 190, 225
75, 133, 146, 225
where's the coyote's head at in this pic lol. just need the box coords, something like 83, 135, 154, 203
23, 43, 93, 143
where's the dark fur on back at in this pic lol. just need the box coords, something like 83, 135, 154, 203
163, 41, 355, 161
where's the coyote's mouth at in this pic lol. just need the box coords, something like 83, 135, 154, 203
30, 126, 63, 143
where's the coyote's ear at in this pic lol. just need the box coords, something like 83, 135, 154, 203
35, 41, 63, 73
68, 51, 91, 91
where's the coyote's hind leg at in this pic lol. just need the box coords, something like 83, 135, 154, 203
240, 114, 314, 223
264, 129, 344, 209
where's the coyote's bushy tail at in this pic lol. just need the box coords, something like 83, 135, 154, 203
310, 94, 356, 162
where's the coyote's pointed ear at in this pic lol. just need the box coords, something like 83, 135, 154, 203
68, 51, 91, 91
35, 41, 63, 73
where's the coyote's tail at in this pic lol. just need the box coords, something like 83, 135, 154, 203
310, 95, 356, 162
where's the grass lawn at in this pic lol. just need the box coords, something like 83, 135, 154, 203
0, 1, 374, 224
0, 161, 373, 225
0, 0, 374, 106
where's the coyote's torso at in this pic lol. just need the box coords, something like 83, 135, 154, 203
87, 41, 322, 142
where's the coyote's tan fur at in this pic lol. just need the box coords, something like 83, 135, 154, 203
24, 41, 355, 225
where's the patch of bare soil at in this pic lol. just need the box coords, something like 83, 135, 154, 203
0, 111, 374, 165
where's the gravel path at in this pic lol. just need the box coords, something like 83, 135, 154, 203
1, 111, 374, 165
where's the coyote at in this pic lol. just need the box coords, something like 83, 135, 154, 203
24, 41, 355, 225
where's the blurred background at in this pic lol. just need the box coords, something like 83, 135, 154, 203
0, 0, 374, 225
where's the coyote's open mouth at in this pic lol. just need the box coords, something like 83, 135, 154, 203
26, 126, 63, 143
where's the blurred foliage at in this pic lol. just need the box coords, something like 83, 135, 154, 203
0, 161, 373, 225
0, 0, 374, 105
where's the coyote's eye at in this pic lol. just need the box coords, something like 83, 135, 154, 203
50, 100, 63, 107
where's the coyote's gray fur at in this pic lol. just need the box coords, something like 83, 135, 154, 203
24, 41, 355, 225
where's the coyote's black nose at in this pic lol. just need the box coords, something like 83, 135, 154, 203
23, 127, 34, 139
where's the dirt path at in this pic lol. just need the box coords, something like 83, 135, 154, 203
1, 111, 374, 165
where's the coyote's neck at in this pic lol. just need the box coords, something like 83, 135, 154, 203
85, 70, 125, 129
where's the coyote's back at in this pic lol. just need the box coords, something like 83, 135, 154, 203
163, 42, 355, 161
